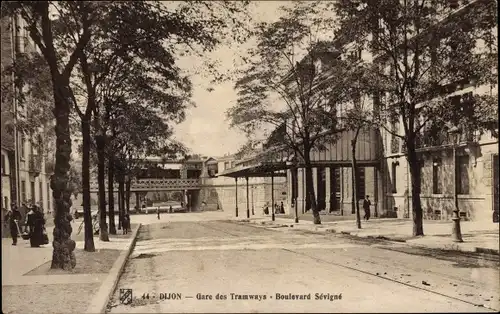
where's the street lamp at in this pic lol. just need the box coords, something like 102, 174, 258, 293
448, 126, 463, 243
286, 156, 299, 223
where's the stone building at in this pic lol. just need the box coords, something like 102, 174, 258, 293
200, 153, 287, 217
1, 15, 54, 238
218, 0, 498, 223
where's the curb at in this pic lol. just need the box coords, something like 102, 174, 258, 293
475, 247, 500, 256
245, 220, 499, 256
85, 223, 142, 314
341, 232, 499, 255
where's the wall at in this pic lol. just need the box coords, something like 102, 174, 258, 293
201, 174, 286, 217
1, 149, 12, 211
382, 138, 498, 222
16, 132, 53, 213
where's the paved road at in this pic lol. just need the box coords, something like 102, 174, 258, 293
107, 216, 499, 313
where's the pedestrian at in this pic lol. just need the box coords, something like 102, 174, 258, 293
157, 207, 160, 220
363, 195, 371, 221
122, 214, 130, 235
4, 204, 22, 245
26, 205, 46, 247
263, 205, 269, 215
169, 205, 173, 213
280, 201, 285, 214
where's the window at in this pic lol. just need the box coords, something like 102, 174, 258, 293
20, 134, 26, 160
21, 180, 26, 202
31, 181, 35, 203
432, 158, 442, 194
391, 162, 398, 193
224, 162, 230, 170
373, 91, 381, 119
1, 154, 6, 175
349, 47, 362, 61
334, 167, 341, 196
390, 121, 400, 154
356, 168, 366, 200
4, 196, 8, 210
187, 169, 201, 179
458, 155, 470, 194
15, 17, 26, 54
207, 163, 218, 177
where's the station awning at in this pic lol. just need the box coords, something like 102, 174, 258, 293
217, 162, 289, 178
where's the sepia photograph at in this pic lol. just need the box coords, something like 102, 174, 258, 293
1, 1, 498, 313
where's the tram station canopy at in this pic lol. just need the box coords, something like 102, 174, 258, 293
217, 161, 289, 178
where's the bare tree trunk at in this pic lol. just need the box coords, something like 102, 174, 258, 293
81, 117, 95, 252
96, 134, 109, 241
125, 177, 131, 214
351, 137, 362, 229
304, 149, 320, 224
118, 175, 125, 230
50, 88, 76, 270
107, 156, 116, 234
407, 139, 424, 236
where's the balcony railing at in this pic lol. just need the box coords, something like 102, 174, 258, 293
411, 128, 480, 152
29, 154, 42, 176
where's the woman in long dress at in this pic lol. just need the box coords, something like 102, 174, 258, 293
27, 205, 46, 247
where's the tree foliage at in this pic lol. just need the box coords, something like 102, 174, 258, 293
228, 2, 362, 224
2, 0, 251, 265
334, 0, 498, 235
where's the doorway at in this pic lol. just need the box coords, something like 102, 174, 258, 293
317, 167, 326, 211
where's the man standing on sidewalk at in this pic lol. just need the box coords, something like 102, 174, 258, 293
363, 195, 371, 221
157, 207, 161, 220
4, 204, 23, 245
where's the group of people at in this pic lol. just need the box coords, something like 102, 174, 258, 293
258, 197, 373, 220
263, 201, 285, 215
4, 203, 47, 247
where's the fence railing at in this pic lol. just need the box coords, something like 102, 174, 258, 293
89, 178, 201, 192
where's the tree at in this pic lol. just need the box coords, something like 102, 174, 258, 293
228, 3, 355, 224
2, 1, 96, 269
341, 67, 376, 229
109, 101, 184, 229
334, 0, 498, 235
64, 0, 250, 243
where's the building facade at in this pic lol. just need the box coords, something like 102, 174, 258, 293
1, 15, 54, 232
218, 0, 498, 223
200, 154, 287, 217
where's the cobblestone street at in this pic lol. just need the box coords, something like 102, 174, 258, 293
107, 214, 499, 313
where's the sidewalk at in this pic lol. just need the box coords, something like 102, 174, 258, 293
2, 223, 141, 314
237, 216, 500, 255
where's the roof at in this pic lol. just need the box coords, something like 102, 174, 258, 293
217, 161, 290, 178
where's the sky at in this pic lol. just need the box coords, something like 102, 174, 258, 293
172, 1, 287, 158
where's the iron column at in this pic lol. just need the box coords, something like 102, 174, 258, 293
449, 126, 463, 242
235, 177, 238, 217
246, 176, 250, 219
271, 172, 275, 221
